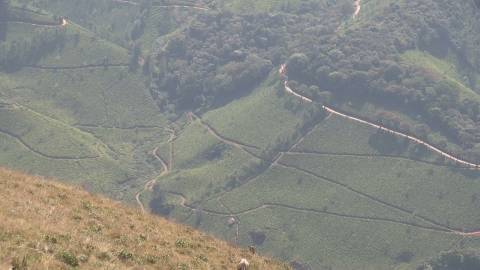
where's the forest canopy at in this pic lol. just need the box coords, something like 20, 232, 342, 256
145, 0, 480, 161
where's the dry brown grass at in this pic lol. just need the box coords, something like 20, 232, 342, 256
0, 167, 290, 269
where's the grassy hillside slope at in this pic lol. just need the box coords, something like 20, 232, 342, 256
0, 167, 289, 269
0, 8, 171, 203
4, 1, 480, 269
162, 104, 480, 269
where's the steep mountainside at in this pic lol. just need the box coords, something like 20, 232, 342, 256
0, 167, 288, 269
3, 0, 480, 269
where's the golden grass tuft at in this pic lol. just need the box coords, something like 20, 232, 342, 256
0, 167, 290, 269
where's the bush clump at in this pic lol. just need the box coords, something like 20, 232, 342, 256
118, 250, 134, 261
57, 251, 79, 267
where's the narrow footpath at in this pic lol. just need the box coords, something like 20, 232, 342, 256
279, 64, 480, 170
279, 64, 480, 237
8, 17, 68, 28
353, 0, 362, 18
135, 128, 175, 213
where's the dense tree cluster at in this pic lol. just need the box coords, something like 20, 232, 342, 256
148, 3, 345, 116
284, 0, 480, 160
150, 13, 280, 113
147, 0, 480, 159
150, 0, 480, 223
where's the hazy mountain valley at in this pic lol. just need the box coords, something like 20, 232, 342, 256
2, 0, 480, 269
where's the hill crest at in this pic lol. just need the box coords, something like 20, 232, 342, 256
0, 167, 288, 269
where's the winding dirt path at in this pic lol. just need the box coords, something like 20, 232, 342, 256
161, 155, 475, 239
135, 147, 169, 213
279, 64, 480, 236
166, 190, 459, 235
353, 0, 362, 18
135, 127, 176, 213
7, 18, 68, 28
280, 64, 480, 170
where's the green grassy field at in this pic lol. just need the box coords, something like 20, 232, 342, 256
0, 13, 169, 203
202, 80, 305, 151
157, 144, 257, 203
160, 98, 480, 268
3, 1, 480, 269
0, 105, 99, 158
232, 207, 461, 270
29, 0, 201, 53
0, 131, 130, 196
295, 115, 383, 155
206, 165, 442, 227
294, 114, 440, 161
280, 153, 480, 231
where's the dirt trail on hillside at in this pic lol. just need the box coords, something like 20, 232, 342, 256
279, 64, 480, 236
168, 190, 457, 234
276, 162, 458, 232
8, 18, 68, 28
135, 129, 175, 213
280, 64, 480, 170
353, 0, 362, 18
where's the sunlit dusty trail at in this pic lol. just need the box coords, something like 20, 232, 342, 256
353, 0, 362, 18
135, 129, 175, 213
8, 18, 68, 28
280, 64, 480, 170
279, 64, 480, 236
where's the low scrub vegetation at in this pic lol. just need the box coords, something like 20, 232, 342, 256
0, 167, 289, 269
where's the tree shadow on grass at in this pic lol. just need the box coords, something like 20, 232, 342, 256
368, 131, 409, 155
